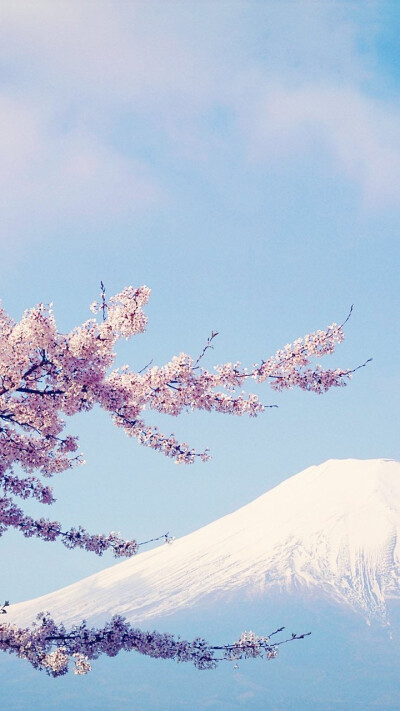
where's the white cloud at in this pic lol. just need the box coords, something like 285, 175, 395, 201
0, 95, 162, 242
234, 81, 400, 208
0, 0, 398, 236
0, 2, 224, 109
0, 2, 225, 243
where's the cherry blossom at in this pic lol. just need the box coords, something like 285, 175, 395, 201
0, 612, 309, 676
0, 285, 367, 675
0, 286, 363, 555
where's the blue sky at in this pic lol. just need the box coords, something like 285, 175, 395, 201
1, 1, 399, 602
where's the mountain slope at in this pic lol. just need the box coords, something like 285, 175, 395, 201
6, 458, 400, 627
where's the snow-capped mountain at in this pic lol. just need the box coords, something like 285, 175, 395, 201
7, 458, 400, 628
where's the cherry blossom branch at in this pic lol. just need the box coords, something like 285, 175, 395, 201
0, 473, 55, 504
0, 286, 368, 549
0, 495, 171, 558
100, 281, 107, 322
15, 387, 65, 397
211, 628, 311, 658
138, 358, 153, 374
140, 532, 175, 546
219, 305, 356, 389
340, 358, 373, 378
193, 330, 219, 368
0, 287, 364, 673
110, 411, 211, 464
0, 613, 309, 676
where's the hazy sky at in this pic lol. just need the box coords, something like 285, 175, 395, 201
1, 1, 399, 602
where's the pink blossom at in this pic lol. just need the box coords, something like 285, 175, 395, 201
0, 288, 364, 674
0, 288, 362, 554
0, 613, 308, 676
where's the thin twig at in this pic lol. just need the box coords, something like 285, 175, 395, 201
194, 331, 219, 368
100, 281, 107, 322
341, 358, 373, 377
138, 359, 153, 375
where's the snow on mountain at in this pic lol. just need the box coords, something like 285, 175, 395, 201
6, 458, 400, 628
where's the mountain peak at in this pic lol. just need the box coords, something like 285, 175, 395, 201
6, 458, 400, 627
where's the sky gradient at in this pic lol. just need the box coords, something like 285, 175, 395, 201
1, 1, 399, 604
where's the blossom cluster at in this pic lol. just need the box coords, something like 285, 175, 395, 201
0, 286, 356, 554
0, 494, 139, 556
222, 630, 279, 661
0, 613, 307, 676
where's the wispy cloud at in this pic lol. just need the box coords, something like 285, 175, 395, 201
0, 0, 398, 245
0, 95, 161, 243
234, 82, 400, 208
